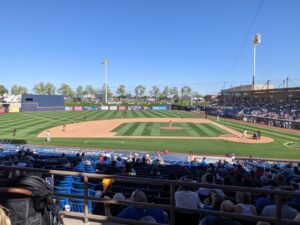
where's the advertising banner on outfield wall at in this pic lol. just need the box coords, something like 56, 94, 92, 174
101, 106, 109, 110
131, 106, 143, 110
152, 106, 167, 110
109, 106, 117, 110
0, 107, 6, 114
118, 106, 127, 110
83, 106, 92, 110
65, 107, 73, 111
73, 106, 83, 111
143, 106, 149, 110
9, 107, 20, 113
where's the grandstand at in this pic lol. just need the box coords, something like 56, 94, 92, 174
1, 144, 300, 225
205, 85, 300, 130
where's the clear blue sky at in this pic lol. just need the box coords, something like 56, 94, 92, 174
0, 0, 300, 94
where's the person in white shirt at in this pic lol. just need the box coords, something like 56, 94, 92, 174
261, 194, 298, 220
46, 130, 51, 142
243, 129, 247, 138
175, 178, 203, 209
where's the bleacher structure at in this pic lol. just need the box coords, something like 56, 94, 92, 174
1, 157, 300, 225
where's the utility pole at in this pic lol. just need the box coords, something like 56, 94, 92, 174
252, 33, 261, 91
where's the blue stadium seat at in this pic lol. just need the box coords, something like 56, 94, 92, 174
70, 200, 92, 213
74, 165, 85, 172
85, 165, 96, 173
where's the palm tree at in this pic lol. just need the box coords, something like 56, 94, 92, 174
58, 83, 74, 98
45, 82, 56, 95
134, 85, 146, 100
33, 82, 47, 95
11, 84, 27, 95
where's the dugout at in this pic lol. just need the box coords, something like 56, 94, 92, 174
20, 95, 65, 112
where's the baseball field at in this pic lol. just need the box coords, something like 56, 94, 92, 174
0, 110, 299, 160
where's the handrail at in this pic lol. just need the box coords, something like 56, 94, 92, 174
1, 166, 299, 197
1, 165, 299, 225
0, 187, 32, 196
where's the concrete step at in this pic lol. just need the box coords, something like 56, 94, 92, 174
63, 217, 124, 225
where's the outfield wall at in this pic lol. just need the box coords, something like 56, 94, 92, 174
1, 104, 173, 113
63, 105, 172, 111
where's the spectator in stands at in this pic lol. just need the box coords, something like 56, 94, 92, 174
203, 192, 224, 211
175, 177, 203, 209
109, 193, 127, 216
160, 171, 177, 197
234, 191, 258, 216
104, 161, 121, 175
198, 173, 226, 199
254, 193, 275, 214
261, 193, 298, 220
199, 200, 241, 225
105, 189, 168, 224
150, 167, 162, 178
116, 155, 124, 167
121, 162, 136, 176
273, 173, 286, 187
232, 173, 244, 186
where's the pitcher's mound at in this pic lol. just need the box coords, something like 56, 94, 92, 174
160, 126, 183, 130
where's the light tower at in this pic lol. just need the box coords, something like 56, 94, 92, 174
252, 33, 261, 91
101, 59, 110, 104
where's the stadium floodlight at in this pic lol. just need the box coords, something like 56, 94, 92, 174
101, 59, 110, 104
252, 33, 261, 91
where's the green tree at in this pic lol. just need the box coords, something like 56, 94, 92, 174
170, 87, 179, 98
134, 85, 146, 99
11, 84, 28, 95
0, 85, 8, 99
181, 85, 192, 101
58, 83, 74, 98
101, 84, 113, 99
162, 86, 170, 99
45, 82, 56, 95
150, 85, 160, 101
33, 82, 46, 95
116, 84, 126, 98
85, 85, 97, 96
76, 85, 84, 98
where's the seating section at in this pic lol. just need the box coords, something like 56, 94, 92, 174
1, 147, 300, 224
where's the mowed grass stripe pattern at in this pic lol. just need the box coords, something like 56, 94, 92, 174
113, 122, 228, 137
0, 110, 197, 137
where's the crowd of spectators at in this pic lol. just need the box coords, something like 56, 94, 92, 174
206, 100, 300, 129
1, 146, 300, 224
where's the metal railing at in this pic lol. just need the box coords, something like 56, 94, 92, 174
0, 165, 300, 225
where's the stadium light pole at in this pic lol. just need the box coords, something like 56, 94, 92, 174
252, 33, 261, 91
101, 59, 110, 104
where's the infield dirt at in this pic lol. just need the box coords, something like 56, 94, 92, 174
38, 118, 273, 143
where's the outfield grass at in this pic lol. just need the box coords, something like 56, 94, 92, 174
0, 110, 299, 159
112, 122, 228, 137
